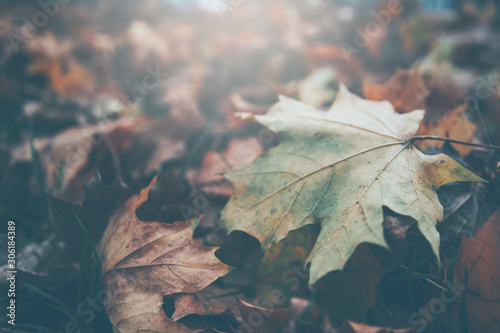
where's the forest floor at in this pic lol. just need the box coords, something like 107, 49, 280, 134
1, 1, 500, 332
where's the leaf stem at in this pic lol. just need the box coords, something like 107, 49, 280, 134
410, 136, 500, 150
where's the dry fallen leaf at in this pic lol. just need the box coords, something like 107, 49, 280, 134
11, 118, 138, 202
168, 293, 226, 322
26, 32, 97, 98
196, 137, 264, 198
220, 85, 483, 284
98, 177, 230, 333
363, 68, 429, 114
255, 225, 318, 307
235, 300, 290, 333
454, 209, 500, 332
415, 104, 478, 157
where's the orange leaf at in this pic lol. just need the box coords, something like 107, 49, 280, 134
454, 209, 500, 332
415, 104, 478, 157
363, 68, 429, 114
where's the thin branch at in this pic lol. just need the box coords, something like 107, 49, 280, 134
410, 136, 500, 150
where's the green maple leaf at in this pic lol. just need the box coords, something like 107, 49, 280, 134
219, 86, 484, 284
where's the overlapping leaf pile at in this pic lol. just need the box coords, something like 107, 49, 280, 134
2, 1, 500, 332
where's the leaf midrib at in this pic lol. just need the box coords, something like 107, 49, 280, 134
228, 140, 406, 221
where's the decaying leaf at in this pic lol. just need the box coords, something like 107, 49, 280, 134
196, 137, 264, 198
168, 293, 226, 322
235, 300, 290, 333
454, 209, 500, 332
363, 68, 429, 114
437, 180, 494, 258
28, 53, 96, 98
167, 284, 242, 332
98, 177, 230, 333
220, 85, 483, 284
415, 104, 478, 157
11, 118, 138, 202
255, 225, 318, 306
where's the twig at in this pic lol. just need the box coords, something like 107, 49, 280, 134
410, 136, 500, 150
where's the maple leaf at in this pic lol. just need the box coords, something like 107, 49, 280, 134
98, 177, 230, 333
219, 85, 484, 284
